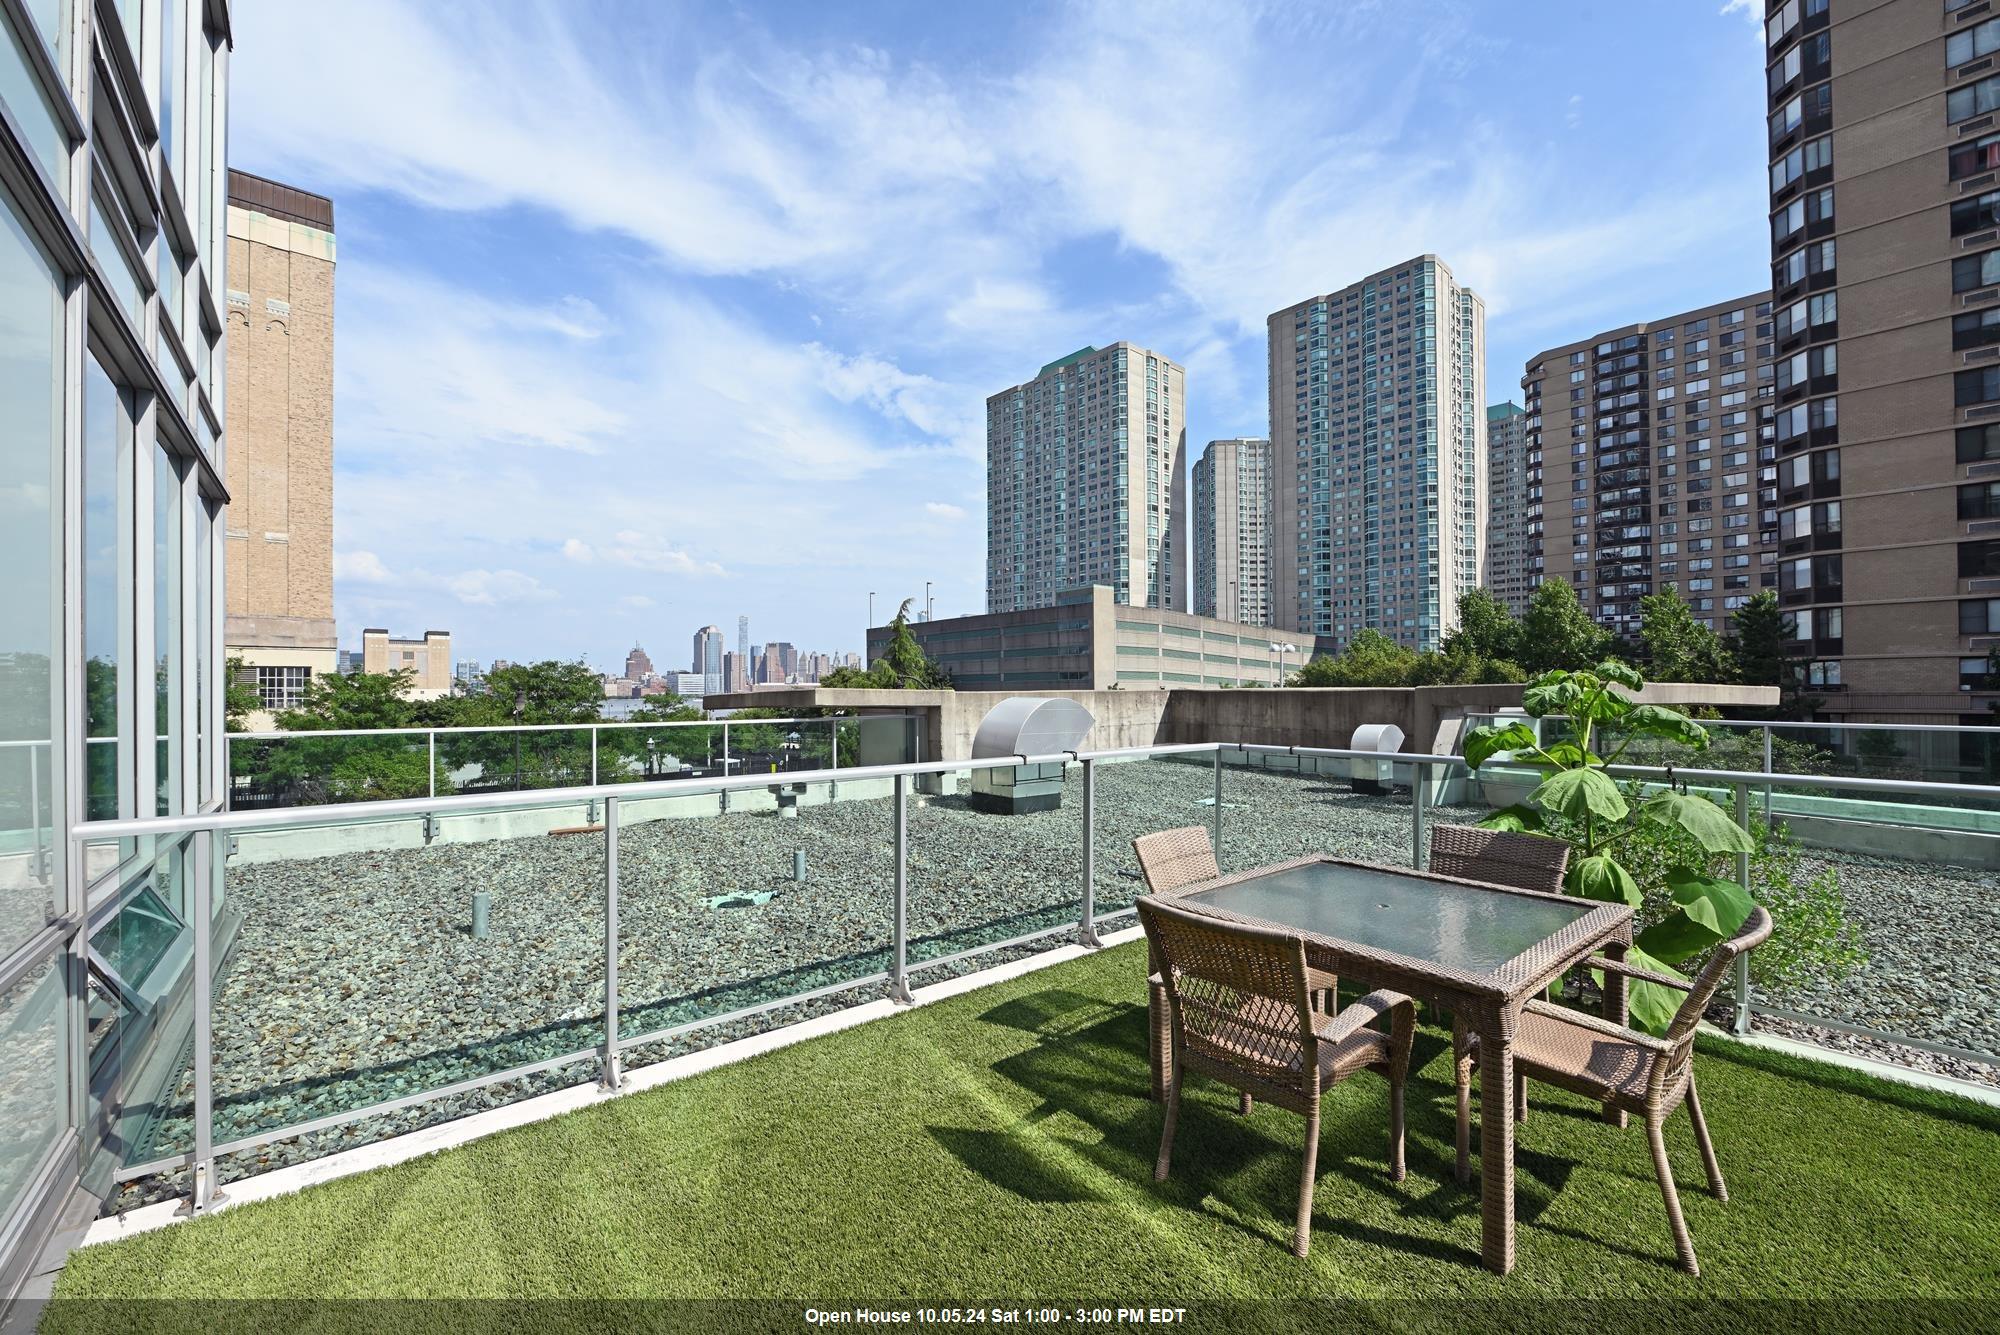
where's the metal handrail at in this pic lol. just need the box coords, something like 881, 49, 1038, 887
1467, 711, 2000, 736
74, 736, 2000, 1213
224, 715, 905, 741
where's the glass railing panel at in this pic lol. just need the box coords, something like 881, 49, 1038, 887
228, 732, 434, 809
1091, 754, 1222, 917
433, 727, 594, 796
907, 760, 1083, 969
0, 740, 56, 958
1736, 801, 2000, 1066
617, 777, 892, 1052
1210, 748, 1428, 875
595, 723, 726, 786
0, 952, 66, 1226
184, 802, 606, 1186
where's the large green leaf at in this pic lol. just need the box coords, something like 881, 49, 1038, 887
1592, 943, 1689, 1036
1639, 871, 1760, 967
1529, 766, 1629, 824
1541, 742, 1604, 769
1594, 660, 1644, 690
1521, 671, 1582, 718
1621, 704, 1709, 749
1638, 790, 1754, 854
1464, 721, 1536, 770
1477, 803, 1545, 834
1568, 853, 1640, 908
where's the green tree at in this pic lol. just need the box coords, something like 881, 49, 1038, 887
223, 656, 262, 733
274, 669, 420, 731
1730, 591, 1819, 719
246, 669, 430, 803
1639, 587, 1736, 684
1289, 630, 1420, 687
1517, 580, 1611, 675
432, 659, 605, 726
821, 600, 951, 689
1443, 587, 1522, 663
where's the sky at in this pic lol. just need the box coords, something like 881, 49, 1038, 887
230, 0, 1772, 672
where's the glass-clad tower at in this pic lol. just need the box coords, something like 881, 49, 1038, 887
0, 0, 228, 1294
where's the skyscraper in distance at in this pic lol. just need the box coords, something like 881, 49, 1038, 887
1482, 403, 1534, 614
625, 644, 654, 680
1192, 438, 1273, 624
1268, 256, 1486, 649
985, 343, 1188, 613
691, 624, 723, 696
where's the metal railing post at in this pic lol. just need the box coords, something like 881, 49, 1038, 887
1079, 757, 1101, 948
427, 730, 436, 799
1211, 746, 1223, 863
1761, 725, 1773, 820
1411, 759, 1427, 871
590, 728, 599, 787
1732, 782, 1753, 1035
889, 773, 912, 1003
184, 829, 222, 1214
829, 720, 839, 800
601, 797, 622, 1089
720, 723, 731, 813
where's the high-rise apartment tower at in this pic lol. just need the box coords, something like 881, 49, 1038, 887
691, 625, 723, 696
1192, 438, 1273, 624
1482, 403, 1534, 613
986, 343, 1188, 613
1761, 0, 2000, 718
1520, 293, 1778, 640
1268, 256, 1486, 648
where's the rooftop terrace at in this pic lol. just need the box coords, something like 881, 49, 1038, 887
46, 942, 2000, 1309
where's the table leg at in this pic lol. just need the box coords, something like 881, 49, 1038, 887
1600, 940, 1630, 1129
1478, 1010, 1517, 1275
1452, 1013, 1471, 1186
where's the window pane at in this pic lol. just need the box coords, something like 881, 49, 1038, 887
84, 358, 129, 822
88, 196, 143, 331
0, 4, 68, 199
153, 445, 179, 816
0, 960, 67, 1229
0, 185, 63, 955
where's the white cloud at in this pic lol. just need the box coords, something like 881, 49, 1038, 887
333, 550, 395, 582
560, 538, 595, 563
618, 594, 656, 610
1719, 0, 1764, 40
446, 568, 553, 607
923, 501, 967, 521
568, 531, 727, 578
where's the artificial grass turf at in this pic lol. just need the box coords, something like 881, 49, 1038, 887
47, 943, 2000, 1311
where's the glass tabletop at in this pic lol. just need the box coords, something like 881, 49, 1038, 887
1185, 861, 1593, 975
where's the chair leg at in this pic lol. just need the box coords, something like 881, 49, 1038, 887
1388, 1071, 1407, 1183
1685, 1076, 1727, 1202
1453, 1017, 1473, 1186
1148, 981, 1168, 1102
1514, 1069, 1527, 1122
1646, 1111, 1700, 1276
1154, 1070, 1183, 1183
1293, 1105, 1321, 1258
1238, 1091, 1254, 1117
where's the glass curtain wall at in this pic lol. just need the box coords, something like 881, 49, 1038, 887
0, 0, 228, 1294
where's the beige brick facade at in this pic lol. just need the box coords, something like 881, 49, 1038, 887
222, 171, 337, 722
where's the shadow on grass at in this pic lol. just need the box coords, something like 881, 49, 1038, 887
919, 982, 1603, 1267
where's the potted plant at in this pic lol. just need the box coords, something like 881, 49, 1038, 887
1462, 662, 1757, 1033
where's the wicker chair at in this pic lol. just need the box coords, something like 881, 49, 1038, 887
1453, 906, 1773, 1275
1137, 895, 1415, 1258
1133, 827, 1337, 1105
1426, 823, 1570, 894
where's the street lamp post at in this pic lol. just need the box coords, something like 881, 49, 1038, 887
1270, 641, 1299, 685
868, 591, 876, 628
925, 581, 933, 622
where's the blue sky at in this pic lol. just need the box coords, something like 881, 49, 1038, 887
231, 0, 1770, 672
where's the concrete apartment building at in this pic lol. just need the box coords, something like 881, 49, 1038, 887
1757, 0, 2000, 719
1268, 256, 1487, 650
869, 586, 1319, 690
222, 171, 336, 724
361, 629, 453, 699
1520, 293, 1778, 641
1192, 438, 1273, 625
986, 343, 1188, 614
1482, 402, 1535, 612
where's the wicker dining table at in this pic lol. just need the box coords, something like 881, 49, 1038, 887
1154, 854, 1634, 1274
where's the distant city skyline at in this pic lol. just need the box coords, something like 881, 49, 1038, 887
232, 2, 1771, 665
